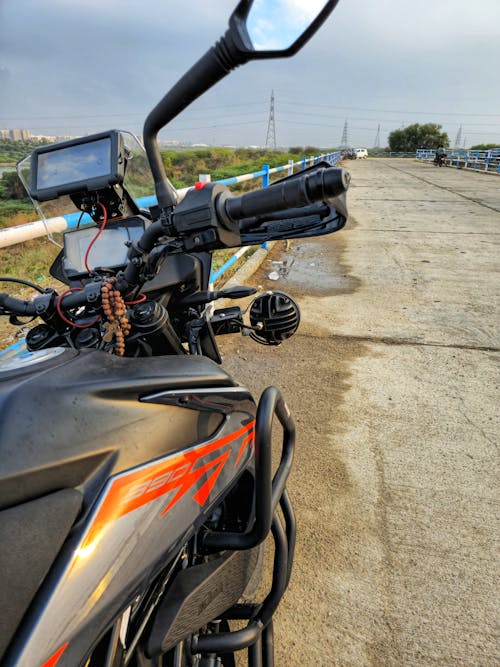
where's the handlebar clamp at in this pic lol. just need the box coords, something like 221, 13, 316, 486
171, 183, 241, 251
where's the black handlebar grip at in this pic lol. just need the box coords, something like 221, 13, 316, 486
0, 293, 37, 316
223, 167, 350, 223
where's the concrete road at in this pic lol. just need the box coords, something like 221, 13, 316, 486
219, 159, 499, 665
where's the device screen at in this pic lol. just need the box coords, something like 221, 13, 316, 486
37, 138, 112, 191
63, 220, 144, 275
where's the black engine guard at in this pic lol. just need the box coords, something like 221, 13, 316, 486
147, 386, 296, 664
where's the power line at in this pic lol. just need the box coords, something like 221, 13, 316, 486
275, 119, 500, 136
17, 118, 268, 133
278, 109, 500, 128
17, 115, 497, 139
278, 99, 500, 118
3, 103, 498, 143
6, 101, 499, 126
0, 101, 269, 123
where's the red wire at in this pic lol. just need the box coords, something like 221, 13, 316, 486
60, 202, 141, 328
124, 293, 147, 305
56, 287, 101, 329
84, 202, 108, 275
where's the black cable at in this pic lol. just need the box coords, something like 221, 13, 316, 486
0, 277, 46, 294
76, 209, 85, 229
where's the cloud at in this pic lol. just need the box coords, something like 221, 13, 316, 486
0, 66, 11, 84
1, 0, 499, 147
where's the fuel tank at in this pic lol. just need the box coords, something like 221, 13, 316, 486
0, 347, 240, 510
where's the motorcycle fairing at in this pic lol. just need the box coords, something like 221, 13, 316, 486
0, 490, 82, 662
78, 420, 255, 553
7, 415, 256, 667
0, 349, 235, 510
40, 644, 67, 667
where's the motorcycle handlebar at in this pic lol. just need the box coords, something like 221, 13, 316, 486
223, 167, 349, 223
0, 293, 38, 316
0, 287, 98, 316
0, 169, 350, 320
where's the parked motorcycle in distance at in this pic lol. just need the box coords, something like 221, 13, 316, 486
0, 2, 349, 666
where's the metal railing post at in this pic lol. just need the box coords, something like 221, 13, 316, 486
261, 164, 270, 250
262, 164, 270, 188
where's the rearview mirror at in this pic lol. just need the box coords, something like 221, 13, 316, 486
231, 0, 339, 57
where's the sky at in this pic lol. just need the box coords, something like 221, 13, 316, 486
1, 0, 499, 149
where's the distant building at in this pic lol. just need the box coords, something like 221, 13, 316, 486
4, 128, 31, 141
31, 134, 57, 142
158, 139, 183, 147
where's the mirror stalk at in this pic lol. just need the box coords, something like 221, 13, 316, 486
143, 0, 341, 212
143, 33, 248, 211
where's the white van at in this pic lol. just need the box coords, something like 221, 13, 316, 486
355, 148, 368, 159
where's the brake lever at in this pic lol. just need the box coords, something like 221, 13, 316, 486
178, 286, 257, 307
239, 202, 330, 231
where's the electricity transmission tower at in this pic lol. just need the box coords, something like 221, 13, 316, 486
454, 125, 463, 149
340, 120, 349, 149
265, 90, 277, 149
374, 124, 381, 148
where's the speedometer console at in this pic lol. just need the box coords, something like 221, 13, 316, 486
49, 216, 147, 284
29, 130, 124, 202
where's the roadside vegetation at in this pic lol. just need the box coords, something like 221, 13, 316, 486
469, 143, 500, 150
0, 139, 51, 164
161, 147, 305, 190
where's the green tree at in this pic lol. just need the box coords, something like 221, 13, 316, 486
388, 123, 449, 152
469, 143, 500, 150
0, 171, 27, 200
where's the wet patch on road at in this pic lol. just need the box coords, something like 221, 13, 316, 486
248, 219, 361, 300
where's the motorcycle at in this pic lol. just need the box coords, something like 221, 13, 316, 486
0, 2, 349, 665
433, 152, 446, 167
